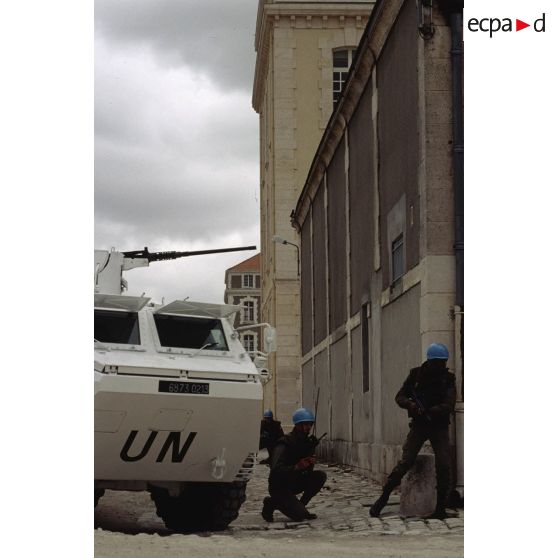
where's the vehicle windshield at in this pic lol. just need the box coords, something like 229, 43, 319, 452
154, 314, 229, 351
95, 309, 141, 345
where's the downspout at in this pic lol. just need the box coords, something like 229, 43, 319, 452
440, 0, 464, 502
450, 7, 464, 504
449, 9, 464, 355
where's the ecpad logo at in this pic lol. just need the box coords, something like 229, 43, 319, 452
468, 13, 546, 38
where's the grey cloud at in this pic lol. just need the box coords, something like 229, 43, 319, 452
95, 0, 258, 92
95, 134, 259, 242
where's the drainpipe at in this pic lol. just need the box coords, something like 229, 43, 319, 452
439, 0, 464, 502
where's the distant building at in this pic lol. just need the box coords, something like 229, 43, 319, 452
291, 0, 464, 496
253, 0, 375, 426
224, 254, 263, 354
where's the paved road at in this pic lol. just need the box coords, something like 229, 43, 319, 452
95, 458, 463, 557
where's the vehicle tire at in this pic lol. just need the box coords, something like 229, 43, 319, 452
150, 481, 247, 533
94, 489, 105, 507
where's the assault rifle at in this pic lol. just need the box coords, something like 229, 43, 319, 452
409, 388, 431, 422
310, 387, 327, 448
299, 432, 327, 474
307, 432, 327, 449
302, 388, 327, 470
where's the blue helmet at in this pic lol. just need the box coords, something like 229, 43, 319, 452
263, 409, 273, 418
292, 407, 315, 424
426, 343, 449, 361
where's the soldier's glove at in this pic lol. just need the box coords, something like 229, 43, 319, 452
295, 457, 316, 470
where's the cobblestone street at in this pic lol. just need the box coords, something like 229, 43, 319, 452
95, 456, 463, 557
233, 458, 464, 536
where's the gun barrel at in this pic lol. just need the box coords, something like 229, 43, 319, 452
123, 245, 257, 262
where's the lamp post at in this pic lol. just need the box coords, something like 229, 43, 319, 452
272, 235, 300, 278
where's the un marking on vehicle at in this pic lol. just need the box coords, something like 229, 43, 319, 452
120, 430, 198, 462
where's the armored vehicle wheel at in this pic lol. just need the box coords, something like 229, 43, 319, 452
150, 481, 247, 532
94, 489, 105, 507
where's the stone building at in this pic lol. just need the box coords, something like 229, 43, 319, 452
224, 253, 263, 353
252, 0, 375, 426
290, 0, 464, 495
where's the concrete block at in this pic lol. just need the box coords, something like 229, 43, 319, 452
399, 454, 436, 517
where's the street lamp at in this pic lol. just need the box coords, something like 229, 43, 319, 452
272, 235, 300, 278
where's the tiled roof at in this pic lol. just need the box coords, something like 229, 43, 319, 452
226, 253, 261, 273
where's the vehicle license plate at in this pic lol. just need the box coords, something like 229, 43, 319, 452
158, 380, 210, 395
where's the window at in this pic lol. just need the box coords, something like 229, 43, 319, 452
243, 300, 255, 322
95, 310, 140, 345
333, 48, 356, 108
391, 234, 404, 282
243, 334, 255, 353
243, 274, 254, 288
153, 314, 228, 351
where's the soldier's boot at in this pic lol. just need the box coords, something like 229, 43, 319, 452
369, 479, 398, 517
297, 496, 317, 519
426, 488, 448, 520
272, 493, 313, 522
297, 497, 318, 520
261, 496, 274, 522
298, 470, 326, 519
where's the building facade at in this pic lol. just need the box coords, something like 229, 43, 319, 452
252, 0, 375, 425
224, 254, 263, 354
291, 0, 464, 495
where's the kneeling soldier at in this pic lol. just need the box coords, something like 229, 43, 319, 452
262, 408, 326, 522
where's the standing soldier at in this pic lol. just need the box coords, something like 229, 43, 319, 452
259, 409, 284, 464
261, 408, 327, 522
370, 343, 456, 519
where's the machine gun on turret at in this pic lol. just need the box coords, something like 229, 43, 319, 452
121, 246, 257, 263
94, 245, 256, 295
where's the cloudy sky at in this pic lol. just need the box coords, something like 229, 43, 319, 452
95, 0, 261, 304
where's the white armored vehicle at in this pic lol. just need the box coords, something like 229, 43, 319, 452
94, 247, 274, 532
